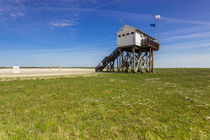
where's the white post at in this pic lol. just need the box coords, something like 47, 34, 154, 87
13, 66, 20, 74
155, 15, 161, 44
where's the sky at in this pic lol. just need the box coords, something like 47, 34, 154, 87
0, 0, 209, 67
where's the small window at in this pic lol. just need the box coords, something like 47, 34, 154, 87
127, 33, 129, 36
131, 32, 134, 35
118, 35, 121, 38
122, 34, 125, 37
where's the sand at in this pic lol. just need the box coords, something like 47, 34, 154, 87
0, 68, 95, 79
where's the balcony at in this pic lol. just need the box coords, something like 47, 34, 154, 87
141, 38, 159, 51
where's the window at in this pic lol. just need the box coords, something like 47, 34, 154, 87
118, 35, 121, 38
122, 34, 125, 37
127, 33, 129, 36
131, 32, 134, 35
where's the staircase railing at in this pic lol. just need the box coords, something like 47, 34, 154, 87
95, 48, 119, 72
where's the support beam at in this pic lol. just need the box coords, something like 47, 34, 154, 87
100, 47, 155, 74
149, 48, 152, 73
152, 49, 154, 73
117, 56, 119, 72
145, 52, 148, 72
133, 47, 136, 72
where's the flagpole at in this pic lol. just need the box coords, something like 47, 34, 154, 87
155, 15, 160, 44
158, 17, 160, 44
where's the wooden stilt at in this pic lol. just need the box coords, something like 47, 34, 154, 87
133, 47, 136, 72
117, 55, 119, 72
149, 48, 151, 73
146, 52, 148, 72
152, 49, 154, 73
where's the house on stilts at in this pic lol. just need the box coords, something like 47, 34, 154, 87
95, 25, 159, 73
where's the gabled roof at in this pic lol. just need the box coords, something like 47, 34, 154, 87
117, 25, 155, 40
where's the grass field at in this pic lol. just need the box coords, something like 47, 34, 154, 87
0, 69, 209, 139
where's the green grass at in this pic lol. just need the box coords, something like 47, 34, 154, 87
0, 68, 209, 139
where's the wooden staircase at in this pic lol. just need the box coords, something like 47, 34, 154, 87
95, 48, 119, 72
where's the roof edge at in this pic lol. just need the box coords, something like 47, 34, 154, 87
117, 25, 155, 40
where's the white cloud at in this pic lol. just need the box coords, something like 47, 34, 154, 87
49, 20, 76, 27
10, 11, 24, 18
161, 40, 210, 50
162, 31, 210, 41
82, 0, 97, 4
0, 0, 26, 20
162, 16, 210, 26
161, 25, 210, 36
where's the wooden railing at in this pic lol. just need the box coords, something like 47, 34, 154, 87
141, 38, 159, 51
95, 48, 119, 72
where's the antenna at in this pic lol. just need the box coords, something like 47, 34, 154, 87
120, 19, 123, 29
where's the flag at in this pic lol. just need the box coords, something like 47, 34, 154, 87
155, 15, 161, 19
150, 24, 156, 27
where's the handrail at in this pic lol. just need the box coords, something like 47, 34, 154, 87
95, 48, 119, 72
141, 38, 159, 51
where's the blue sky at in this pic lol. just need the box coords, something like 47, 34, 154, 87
0, 0, 209, 67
